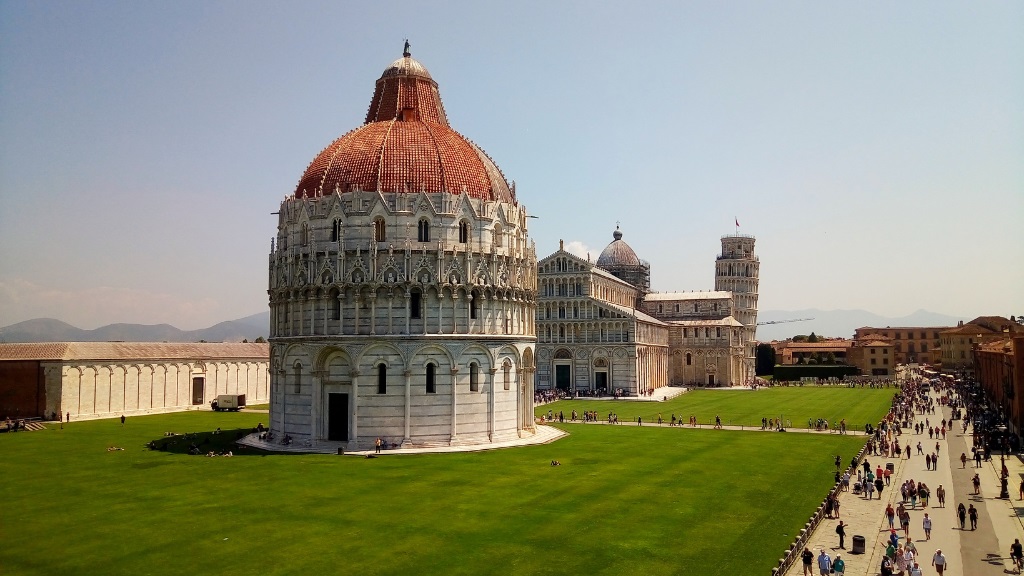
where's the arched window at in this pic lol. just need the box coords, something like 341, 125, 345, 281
459, 220, 469, 244
469, 362, 479, 392
426, 363, 436, 394
373, 217, 386, 242
503, 360, 511, 390
493, 224, 503, 247
686, 353, 692, 366
558, 305, 566, 319
301, 223, 310, 246
410, 290, 422, 319
377, 363, 387, 394
293, 362, 302, 393
331, 219, 342, 242
417, 218, 430, 243
331, 292, 341, 320
694, 303, 698, 312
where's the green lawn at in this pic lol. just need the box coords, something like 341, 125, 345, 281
0, 411, 866, 576
538, 387, 894, 430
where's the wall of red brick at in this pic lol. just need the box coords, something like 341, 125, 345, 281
0, 361, 45, 419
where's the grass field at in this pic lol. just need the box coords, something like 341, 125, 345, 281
537, 387, 895, 430
0, 408, 871, 576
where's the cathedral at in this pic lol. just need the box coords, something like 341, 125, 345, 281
535, 229, 759, 393
267, 46, 537, 449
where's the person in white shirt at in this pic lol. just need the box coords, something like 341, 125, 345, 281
903, 546, 916, 569
922, 513, 932, 540
817, 549, 832, 576
932, 549, 946, 574
909, 561, 924, 576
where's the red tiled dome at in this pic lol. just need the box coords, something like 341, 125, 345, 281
294, 49, 514, 204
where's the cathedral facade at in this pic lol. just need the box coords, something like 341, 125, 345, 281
267, 47, 537, 449
536, 229, 759, 393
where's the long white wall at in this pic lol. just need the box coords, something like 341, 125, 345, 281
47, 359, 270, 421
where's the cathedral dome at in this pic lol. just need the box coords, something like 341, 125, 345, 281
596, 226, 641, 268
293, 47, 515, 204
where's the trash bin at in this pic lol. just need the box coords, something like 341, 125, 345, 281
886, 462, 895, 472
852, 535, 866, 554
337, 447, 345, 455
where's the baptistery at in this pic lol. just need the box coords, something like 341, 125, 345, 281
267, 45, 537, 449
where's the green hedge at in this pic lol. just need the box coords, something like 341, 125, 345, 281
772, 364, 860, 381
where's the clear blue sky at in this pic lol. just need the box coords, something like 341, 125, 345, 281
1, 1, 1021, 330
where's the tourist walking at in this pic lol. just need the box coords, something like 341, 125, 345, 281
968, 504, 978, 530
801, 547, 814, 576
931, 549, 946, 574
922, 513, 932, 540
832, 554, 845, 575
935, 485, 945, 508
956, 503, 967, 530
817, 549, 832, 576
836, 520, 846, 549
880, 554, 894, 576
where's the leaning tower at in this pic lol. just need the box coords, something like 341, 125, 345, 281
714, 234, 759, 383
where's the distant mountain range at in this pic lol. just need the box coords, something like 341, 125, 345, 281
0, 312, 271, 343
0, 308, 976, 344
755, 308, 968, 341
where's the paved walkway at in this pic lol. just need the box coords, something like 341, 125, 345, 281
782, 392, 1024, 576
237, 423, 567, 455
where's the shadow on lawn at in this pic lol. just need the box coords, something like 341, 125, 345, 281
146, 428, 284, 457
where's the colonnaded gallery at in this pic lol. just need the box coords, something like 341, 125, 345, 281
267, 46, 537, 449
535, 229, 760, 394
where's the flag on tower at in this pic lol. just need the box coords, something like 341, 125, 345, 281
735, 217, 739, 228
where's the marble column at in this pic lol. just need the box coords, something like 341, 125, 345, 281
403, 369, 412, 444
488, 367, 497, 441
350, 369, 360, 448
450, 367, 459, 442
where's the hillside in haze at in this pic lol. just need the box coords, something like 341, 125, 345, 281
0, 309, 980, 344
0, 312, 270, 343
755, 308, 967, 341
